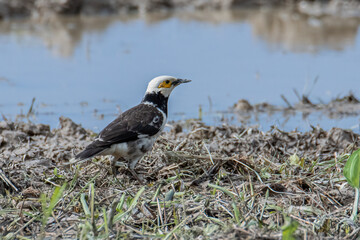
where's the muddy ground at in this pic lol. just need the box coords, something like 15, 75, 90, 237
1, 0, 360, 19
231, 93, 360, 126
0, 116, 360, 239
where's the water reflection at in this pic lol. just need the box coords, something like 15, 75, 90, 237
0, 15, 137, 57
1, 8, 359, 131
247, 9, 359, 52
0, 8, 359, 57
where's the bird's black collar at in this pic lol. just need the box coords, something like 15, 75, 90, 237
142, 92, 168, 115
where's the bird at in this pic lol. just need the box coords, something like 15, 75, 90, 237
74, 75, 191, 183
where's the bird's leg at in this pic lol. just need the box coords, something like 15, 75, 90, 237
111, 157, 143, 183
110, 156, 126, 176
128, 158, 144, 184
128, 169, 144, 185
111, 156, 119, 176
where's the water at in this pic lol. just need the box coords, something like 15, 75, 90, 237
0, 9, 360, 132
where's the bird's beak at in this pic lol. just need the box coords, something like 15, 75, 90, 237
173, 78, 191, 86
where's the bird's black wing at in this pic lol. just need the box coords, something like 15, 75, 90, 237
98, 104, 164, 145
76, 104, 164, 159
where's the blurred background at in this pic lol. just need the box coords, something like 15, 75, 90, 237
0, 0, 359, 132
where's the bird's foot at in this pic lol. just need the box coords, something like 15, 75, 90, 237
128, 168, 145, 185
110, 158, 145, 184
110, 160, 126, 176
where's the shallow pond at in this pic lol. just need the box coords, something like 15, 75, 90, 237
0, 9, 360, 132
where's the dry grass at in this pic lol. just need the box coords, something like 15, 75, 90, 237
0, 117, 360, 239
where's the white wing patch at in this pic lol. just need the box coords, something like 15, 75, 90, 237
137, 134, 149, 138
95, 136, 104, 142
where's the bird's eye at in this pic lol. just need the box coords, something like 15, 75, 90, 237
158, 79, 172, 88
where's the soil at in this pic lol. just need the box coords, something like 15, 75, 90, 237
1, 116, 360, 239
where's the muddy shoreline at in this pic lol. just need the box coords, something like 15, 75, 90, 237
1, 117, 359, 238
231, 93, 360, 123
1, 0, 360, 19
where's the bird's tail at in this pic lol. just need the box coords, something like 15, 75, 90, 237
61, 147, 104, 167
75, 147, 104, 160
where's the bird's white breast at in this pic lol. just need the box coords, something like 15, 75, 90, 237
103, 134, 159, 160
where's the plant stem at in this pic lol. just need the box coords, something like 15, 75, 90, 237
351, 188, 360, 221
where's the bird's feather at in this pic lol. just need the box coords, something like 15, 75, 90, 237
75, 104, 164, 159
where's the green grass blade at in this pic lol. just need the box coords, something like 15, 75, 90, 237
113, 187, 145, 223
103, 208, 109, 237
163, 216, 191, 240
40, 183, 67, 236
80, 193, 91, 217
282, 217, 298, 240
48, 183, 67, 212
344, 149, 360, 188
116, 193, 126, 213
208, 183, 236, 201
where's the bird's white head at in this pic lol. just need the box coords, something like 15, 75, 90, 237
145, 75, 191, 97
